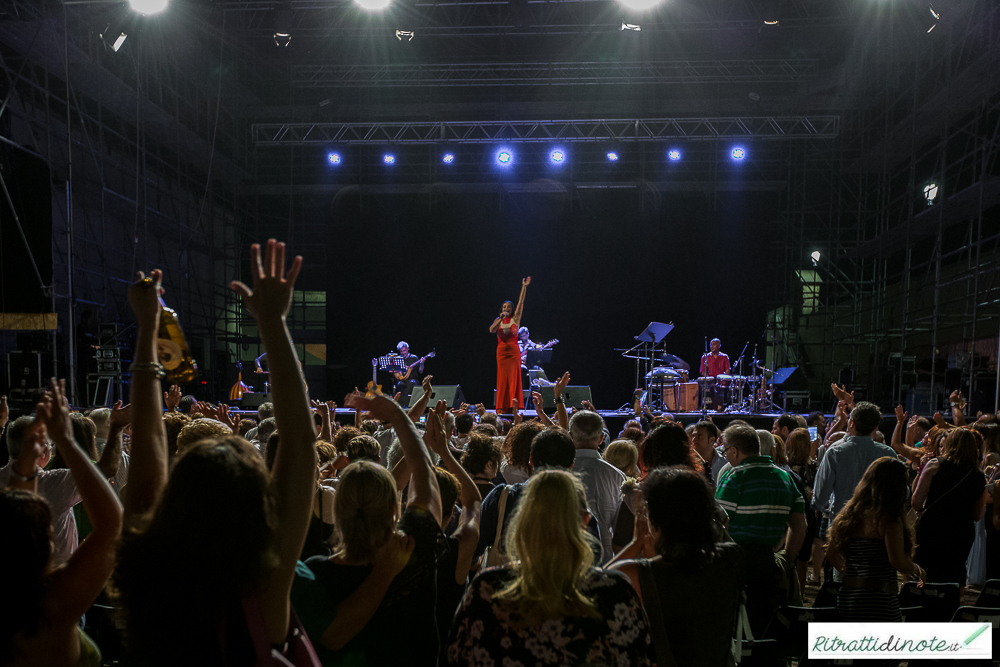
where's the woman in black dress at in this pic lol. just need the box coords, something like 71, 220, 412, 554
912, 428, 989, 586
827, 457, 925, 624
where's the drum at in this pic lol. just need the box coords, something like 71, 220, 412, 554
715, 374, 733, 389
697, 376, 716, 411
646, 367, 682, 383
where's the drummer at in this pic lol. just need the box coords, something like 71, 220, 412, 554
699, 338, 731, 378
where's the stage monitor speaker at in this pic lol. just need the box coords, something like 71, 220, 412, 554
240, 392, 272, 408
771, 366, 807, 391
514, 385, 592, 410
410, 384, 465, 410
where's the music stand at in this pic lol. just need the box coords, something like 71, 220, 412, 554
525, 348, 553, 369
627, 322, 674, 411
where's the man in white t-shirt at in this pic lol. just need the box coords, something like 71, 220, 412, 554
0, 415, 81, 566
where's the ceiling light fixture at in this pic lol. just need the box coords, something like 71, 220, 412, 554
621, 22, 641, 31
396, 30, 414, 41
128, 0, 169, 14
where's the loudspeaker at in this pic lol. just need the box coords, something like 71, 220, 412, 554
240, 392, 272, 408
410, 384, 465, 410
771, 366, 808, 391
0, 146, 53, 313
518, 385, 592, 410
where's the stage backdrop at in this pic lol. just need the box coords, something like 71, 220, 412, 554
298, 184, 780, 409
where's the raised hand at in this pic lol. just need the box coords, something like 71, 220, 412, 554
581, 399, 595, 412
311, 399, 330, 417
421, 374, 434, 393
0, 394, 8, 429
895, 405, 907, 423
554, 371, 571, 397
110, 400, 132, 428
37, 378, 74, 447
163, 384, 182, 411
422, 405, 450, 458
196, 401, 216, 419
522, 276, 531, 286
326, 400, 337, 415
514, 410, 523, 425
476, 403, 486, 417
128, 269, 163, 328
216, 404, 238, 434
949, 389, 962, 403
229, 239, 302, 324
345, 392, 404, 424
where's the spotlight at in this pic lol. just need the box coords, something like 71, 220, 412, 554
924, 183, 938, 204
327, 153, 341, 165
731, 147, 746, 160
617, 0, 665, 11
442, 153, 455, 164
621, 22, 641, 31
667, 149, 681, 161
763, 19, 779, 25
100, 28, 127, 52
810, 250, 821, 265
383, 154, 396, 165
128, 0, 169, 14
496, 150, 512, 165
395, 30, 415, 41
550, 150, 565, 163
607, 152, 619, 162
272, 2, 293, 46
355, 0, 392, 10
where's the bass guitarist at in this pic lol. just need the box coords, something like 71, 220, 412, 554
392, 341, 433, 399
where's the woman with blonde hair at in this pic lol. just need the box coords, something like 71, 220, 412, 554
302, 393, 444, 666
603, 439, 640, 479
446, 469, 653, 666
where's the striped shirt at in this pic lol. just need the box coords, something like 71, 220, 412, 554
715, 455, 805, 547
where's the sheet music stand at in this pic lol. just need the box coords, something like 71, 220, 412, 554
525, 348, 553, 369
377, 355, 408, 374
627, 321, 674, 411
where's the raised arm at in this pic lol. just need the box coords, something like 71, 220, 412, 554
41, 379, 123, 625
97, 401, 129, 480
553, 371, 570, 430
891, 406, 923, 464
312, 400, 332, 442
950, 390, 968, 427
346, 392, 442, 526
407, 375, 434, 423
124, 270, 170, 522
231, 240, 317, 644
512, 276, 531, 326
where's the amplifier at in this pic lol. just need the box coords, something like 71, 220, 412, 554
240, 392, 273, 408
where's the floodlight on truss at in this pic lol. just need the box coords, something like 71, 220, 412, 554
621, 22, 641, 31
616, 0, 665, 12
355, 0, 393, 10
924, 183, 938, 204
396, 30, 414, 41
128, 0, 168, 14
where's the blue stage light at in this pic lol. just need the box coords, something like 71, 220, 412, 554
607, 151, 619, 162
442, 153, 455, 164
496, 150, 512, 165
383, 154, 395, 164
668, 149, 681, 161
550, 149, 565, 163
327, 152, 341, 165
731, 147, 746, 160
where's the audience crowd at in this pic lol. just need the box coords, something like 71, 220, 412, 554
1, 239, 998, 666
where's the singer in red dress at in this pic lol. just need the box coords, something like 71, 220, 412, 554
490, 277, 531, 414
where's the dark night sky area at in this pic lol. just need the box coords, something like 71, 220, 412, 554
287, 183, 780, 407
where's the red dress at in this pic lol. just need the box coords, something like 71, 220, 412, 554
496, 317, 523, 411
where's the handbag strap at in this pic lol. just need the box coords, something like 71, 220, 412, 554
919, 462, 974, 516
491, 485, 510, 554
635, 559, 677, 667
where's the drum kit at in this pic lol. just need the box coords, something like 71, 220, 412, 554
620, 322, 778, 414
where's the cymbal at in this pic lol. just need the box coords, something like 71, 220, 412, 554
659, 353, 690, 371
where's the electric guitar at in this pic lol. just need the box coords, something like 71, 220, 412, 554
394, 350, 436, 381
521, 339, 559, 365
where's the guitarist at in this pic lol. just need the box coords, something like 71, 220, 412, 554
518, 327, 558, 369
392, 341, 423, 399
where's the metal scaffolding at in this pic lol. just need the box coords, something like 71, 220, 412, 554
769, 0, 1000, 414
252, 116, 841, 145
289, 59, 822, 88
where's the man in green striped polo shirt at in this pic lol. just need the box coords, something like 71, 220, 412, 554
716, 423, 806, 634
